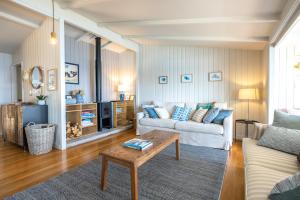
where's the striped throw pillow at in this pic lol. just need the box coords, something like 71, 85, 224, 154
192, 109, 208, 123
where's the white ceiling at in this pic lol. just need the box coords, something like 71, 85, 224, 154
0, 0, 45, 54
56, 0, 290, 49
65, 23, 128, 53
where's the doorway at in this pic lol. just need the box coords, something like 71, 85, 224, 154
11, 63, 23, 102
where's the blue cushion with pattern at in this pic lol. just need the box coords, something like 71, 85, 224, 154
144, 107, 159, 119
213, 109, 233, 125
171, 106, 184, 120
179, 107, 192, 121
203, 108, 220, 123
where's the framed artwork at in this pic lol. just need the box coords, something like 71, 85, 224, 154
47, 68, 57, 91
181, 74, 192, 83
129, 95, 135, 101
159, 76, 168, 84
65, 62, 79, 84
209, 72, 222, 81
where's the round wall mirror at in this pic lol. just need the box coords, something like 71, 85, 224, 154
30, 66, 43, 89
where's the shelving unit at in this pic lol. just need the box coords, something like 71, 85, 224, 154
112, 100, 135, 128
66, 103, 98, 140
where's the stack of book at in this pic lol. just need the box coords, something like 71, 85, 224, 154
123, 138, 153, 151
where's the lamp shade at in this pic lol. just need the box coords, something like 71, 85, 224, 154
117, 84, 126, 92
238, 88, 259, 100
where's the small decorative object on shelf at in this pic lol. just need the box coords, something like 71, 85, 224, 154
118, 84, 126, 101
36, 95, 47, 105
71, 89, 85, 104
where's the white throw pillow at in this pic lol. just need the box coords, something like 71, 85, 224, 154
154, 107, 170, 119
192, 109, 208, 123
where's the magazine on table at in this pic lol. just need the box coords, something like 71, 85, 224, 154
123, 138, 153, 151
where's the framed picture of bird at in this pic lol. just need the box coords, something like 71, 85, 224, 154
65, 62, 79, 84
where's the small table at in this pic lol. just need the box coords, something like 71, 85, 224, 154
235, 119, 259, 141
99, 130, 180, 200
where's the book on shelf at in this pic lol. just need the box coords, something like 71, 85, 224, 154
123, 138, 153, 151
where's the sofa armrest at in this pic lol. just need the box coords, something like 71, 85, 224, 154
136, 112, 144, 135
253, 122, 269, 140
223, 113, 233, 150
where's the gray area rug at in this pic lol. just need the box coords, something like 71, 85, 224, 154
6, 144, 228, 200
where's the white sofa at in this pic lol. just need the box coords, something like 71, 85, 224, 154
136, 102, 233, 150
243, 124, 300, 200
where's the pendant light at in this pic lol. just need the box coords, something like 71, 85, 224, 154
50, 0, 57, 45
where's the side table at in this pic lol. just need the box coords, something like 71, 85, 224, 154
235, 119, 259, 141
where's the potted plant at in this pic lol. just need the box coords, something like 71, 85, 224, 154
72, 89, 85, 104
36, 95, 47, 105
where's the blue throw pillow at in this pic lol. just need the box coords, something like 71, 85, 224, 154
203, 108, 220, 124
213, 109, 233, 125
171, 106, 184, 120
179, 107, 192, 121
144, 107, 159, 119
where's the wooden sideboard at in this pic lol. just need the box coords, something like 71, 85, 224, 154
1, 104, 48, 147
112, 100, 135, 128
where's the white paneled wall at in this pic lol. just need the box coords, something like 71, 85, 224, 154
65, 36, 95, 102
0, 52, 13, 137
119, 50, 136, 96
13, 18, 62, 148
139, 45, 266, 139
102, 49, 119, 101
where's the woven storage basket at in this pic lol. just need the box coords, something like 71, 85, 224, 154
25, 124, 55, 155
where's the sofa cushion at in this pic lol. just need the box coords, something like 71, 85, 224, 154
175, 120, 224, 135
245, 165, 293, 200
154, 102, 185, 114
243, 138, 299, 174
144, 107, 159, 119
191, 109, 208, 122
273, 110, 300, 130
257, 126, 300, 155
154, 107, 170, 119
139, 118, 177, 129
203, 108, 220, 123
269, 172, 300, 200
212, 109, 233, 125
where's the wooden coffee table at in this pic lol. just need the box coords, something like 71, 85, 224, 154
99, 130, 180, 200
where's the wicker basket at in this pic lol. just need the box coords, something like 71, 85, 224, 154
25, 124, 55, 155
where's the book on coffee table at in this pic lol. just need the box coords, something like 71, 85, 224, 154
123, 138, 153, 150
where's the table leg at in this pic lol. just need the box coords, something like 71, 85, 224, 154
100, 156, 108, 190
130, 164, 138, 200
176, 139, 180, 160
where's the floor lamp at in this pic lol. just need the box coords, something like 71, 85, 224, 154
235, 88, 259, 139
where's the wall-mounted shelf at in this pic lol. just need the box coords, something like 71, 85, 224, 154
66, 103, 98, 140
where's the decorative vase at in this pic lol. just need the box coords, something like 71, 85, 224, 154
37, 100, 46, 105
75, 94, 84, 104
119, 93, 125, 101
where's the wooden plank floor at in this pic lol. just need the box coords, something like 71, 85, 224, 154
0, 129, 244, 200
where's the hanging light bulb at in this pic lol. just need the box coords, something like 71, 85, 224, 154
51, 31, 57, 45
50, 0, 57, 45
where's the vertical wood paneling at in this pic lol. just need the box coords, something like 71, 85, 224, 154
12, 18, 61, 147
139, 45, 266, 139
65, 36, 94, 102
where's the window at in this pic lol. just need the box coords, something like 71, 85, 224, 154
294, 74, 300, 109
